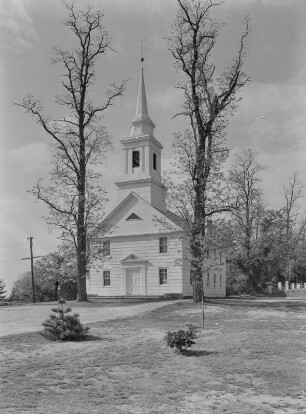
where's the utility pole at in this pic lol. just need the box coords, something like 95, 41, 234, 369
29, 237, 34, 303
21, 237, 42, 303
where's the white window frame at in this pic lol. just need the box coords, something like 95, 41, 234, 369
103, 240, 110, 256
159, 237, 168, 254
159, 268, 168, 285
103, 270, 111, 287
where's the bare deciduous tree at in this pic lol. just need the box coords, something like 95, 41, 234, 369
15, 3, 126, 301
168, 0, 250, 301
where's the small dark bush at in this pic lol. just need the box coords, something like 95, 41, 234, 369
164, 323, 198, 352
42, 298, 89, 341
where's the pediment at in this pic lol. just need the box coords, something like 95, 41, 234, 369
95, 191, 184, 239
121, 253, 147, 264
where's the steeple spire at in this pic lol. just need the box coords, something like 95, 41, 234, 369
116, 53, 166, 211
130, 51, 155, 137
133, 66, 150, 121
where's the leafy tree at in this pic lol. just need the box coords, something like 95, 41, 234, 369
256, 209, 287, 285
15, 3, 126, 301
167, 0, 250, 301
282, 173, 306, 281
227, 149, 265, 291
224, 169, 306, 293
0, 279, 7, 300
35, 247, 77, 299
10, 272, 39, 303
10, 248, 77, 302
292, 243, 306, 284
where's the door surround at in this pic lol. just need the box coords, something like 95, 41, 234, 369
121, 254, 147, 295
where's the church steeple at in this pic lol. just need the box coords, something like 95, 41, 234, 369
130, 58, 155, 137
115, 56, 166, 211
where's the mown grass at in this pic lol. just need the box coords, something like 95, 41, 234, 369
1, 299, 306, 413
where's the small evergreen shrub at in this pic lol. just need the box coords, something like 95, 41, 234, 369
164, 323, 198, 352
42, 298, 89, 341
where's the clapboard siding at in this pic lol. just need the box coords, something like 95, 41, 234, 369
203, 250, 226, 297
88, 233, 184, 296
87, 234, 227, 298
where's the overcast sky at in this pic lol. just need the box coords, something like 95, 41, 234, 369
0, 0, 305, 294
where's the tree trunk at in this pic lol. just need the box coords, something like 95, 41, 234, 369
193, 280, 203, 303
191, 191, 206, 303
54, 280, 59, 301
77, 218, 88, 301
77, 128, 88, 302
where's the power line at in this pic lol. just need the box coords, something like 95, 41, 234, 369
0, 253, 47, 263
0, 259, 26, 263
0, 246, 28, 249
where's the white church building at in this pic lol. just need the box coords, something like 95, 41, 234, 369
87, 64, 226, 299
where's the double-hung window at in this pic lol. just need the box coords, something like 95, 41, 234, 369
159, 237, 167, 254
103, 240, 110, 256
159, 268, 168, 285
103, 270, 110, 286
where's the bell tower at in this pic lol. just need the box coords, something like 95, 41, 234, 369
115, 57, 166, 211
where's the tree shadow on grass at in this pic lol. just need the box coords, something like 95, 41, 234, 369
180, 349, 218, 357
39, 332, 104, 342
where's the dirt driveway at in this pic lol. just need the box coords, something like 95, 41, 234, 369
0, 300, 179, 337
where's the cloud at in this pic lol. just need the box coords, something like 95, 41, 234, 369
0, 0, 39, 54
9, 142, 51, 171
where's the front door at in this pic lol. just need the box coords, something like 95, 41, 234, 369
126, 267, 142, 295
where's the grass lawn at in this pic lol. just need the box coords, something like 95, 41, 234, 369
1, 299, 306, 414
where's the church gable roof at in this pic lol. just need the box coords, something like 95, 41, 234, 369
156, 209, 187, 231
97, 192, 185, 238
